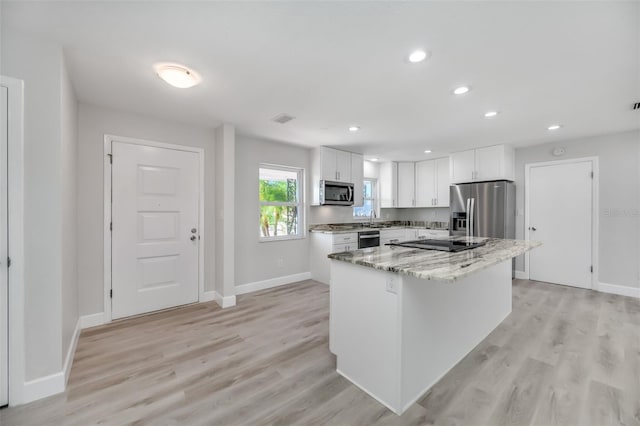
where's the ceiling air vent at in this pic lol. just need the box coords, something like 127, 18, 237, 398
271, 113, 295, 124
633, 102, 640, 110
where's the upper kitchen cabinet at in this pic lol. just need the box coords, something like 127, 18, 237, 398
379, 162, 398, 208
416, 157, 450, 207
319, 146, 352, 182
450, 144, 515, 184
311, 147, 364, 206
397, 162, 415, 207
351, 153, 364, 206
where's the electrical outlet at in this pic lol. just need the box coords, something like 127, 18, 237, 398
385, 278, 397, 294
277, 258, 284, 268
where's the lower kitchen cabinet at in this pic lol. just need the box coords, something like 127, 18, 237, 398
310, 232, 358, 284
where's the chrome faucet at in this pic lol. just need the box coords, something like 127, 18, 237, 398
370, 209, 377, 226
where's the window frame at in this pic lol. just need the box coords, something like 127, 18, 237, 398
353, 178, 378, 219
258, 163, 305, 242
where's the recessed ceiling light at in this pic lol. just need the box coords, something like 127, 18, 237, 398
154, 63, 201, 88
547, 124, 563, 131
484, 111, 499, 118
424, 150, 432, 154
370, 158, 379, 162
453, 86, 471, 95
349, 126, 360, 132
408, 50, 429, 63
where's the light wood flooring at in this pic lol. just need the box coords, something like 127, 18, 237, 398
1, 279, 639, 425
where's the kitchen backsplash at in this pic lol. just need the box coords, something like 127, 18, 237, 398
308, 206, 449, 224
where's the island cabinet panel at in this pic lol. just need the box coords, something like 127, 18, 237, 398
329, 258, 512, 415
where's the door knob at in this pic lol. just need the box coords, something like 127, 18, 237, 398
529, 227, 537, 231
191, 228, 197, 233
190, 235, 197, 241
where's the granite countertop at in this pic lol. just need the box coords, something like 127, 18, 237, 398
328, 237, 541, 282
310, 221, 449, 234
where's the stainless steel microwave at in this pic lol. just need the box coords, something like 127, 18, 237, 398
319, 180, 354, 206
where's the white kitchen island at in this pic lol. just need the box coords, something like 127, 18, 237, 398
328, 237, 540, 415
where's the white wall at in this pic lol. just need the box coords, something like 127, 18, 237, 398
76, 103, 217, 316
515, 130, 640, 289
1, 27, 64, 380
234, 135, 311, 285
60, 58, 79, 361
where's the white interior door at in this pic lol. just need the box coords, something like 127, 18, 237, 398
111, 141, 200, 319
529, 160, 593, 288
0, 86, 9, 406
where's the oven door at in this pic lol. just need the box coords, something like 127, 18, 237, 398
358, 231, 380, 249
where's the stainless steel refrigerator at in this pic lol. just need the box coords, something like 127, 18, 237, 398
450, 180, 516, 276
449, 180, 515, 239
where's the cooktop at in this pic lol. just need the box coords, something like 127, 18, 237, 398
386, 239, 486, 252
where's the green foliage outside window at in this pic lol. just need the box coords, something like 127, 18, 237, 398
259, 167, 301, 238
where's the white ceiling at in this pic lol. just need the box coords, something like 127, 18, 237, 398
3, 1, 639, 160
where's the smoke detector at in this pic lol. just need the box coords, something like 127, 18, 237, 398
271, 113, 296, 124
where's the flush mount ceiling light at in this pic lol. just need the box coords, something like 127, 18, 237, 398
424, 150, 432, 154
154, 63, 201, 88
370, 158, 379, 162
547, 124, 563, 131
453, 86, 471, 95
349, 126, 361, 132
408, 50, 429, 63
484, 111, 499, 118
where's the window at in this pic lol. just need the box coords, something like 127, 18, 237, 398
354, 178, 376, 218
259, 164, 304, 240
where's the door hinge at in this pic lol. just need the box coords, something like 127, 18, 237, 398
110, 289, 113, 298
107, 153, 113, 164
590, 171, 594, 178
7, 257, 10, 268
110, 222, 113, 232
590, 265, 593, 273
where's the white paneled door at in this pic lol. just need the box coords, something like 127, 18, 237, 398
111, 142, 200, 319
0, 86, 8, 406
528, 160, 593, 289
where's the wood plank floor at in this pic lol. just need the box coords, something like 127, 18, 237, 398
1, 279, 639, 425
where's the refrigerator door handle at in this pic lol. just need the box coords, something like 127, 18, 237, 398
465, 198, 471, 238
470, 197, 475, 237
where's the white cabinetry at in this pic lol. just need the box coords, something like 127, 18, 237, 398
351, 153, 364, 206
450, 144, 515, 184
312, 147, 364, 206
319, 146, 352, 182
380, 229, 406, 246
379, 162, 398, 208
415, 157, 450, 207
310, 232, 359, 285
397, 162, 415, 208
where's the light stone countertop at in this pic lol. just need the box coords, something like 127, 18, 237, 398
327, 237, 541, 282
309, 222, 449, 234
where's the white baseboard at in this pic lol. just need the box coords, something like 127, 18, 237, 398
80, 312, 105, 329
235, 272, 312, 295
214, 292, 236, 308
514, 270, 528, 280
201, 291, 216, 302
63, 319, 81, 384
598, 282, 640, 298
22, 372, 65, 404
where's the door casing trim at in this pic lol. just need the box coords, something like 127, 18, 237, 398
103, 134, 205, 323
1, 76, 26, 406
524, 156, 599, 290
